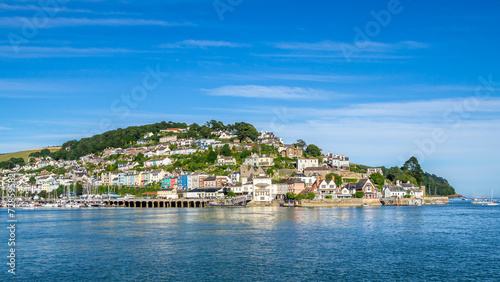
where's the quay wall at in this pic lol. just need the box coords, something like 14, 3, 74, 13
300, 198, 382, 207
424, 197, 449, 204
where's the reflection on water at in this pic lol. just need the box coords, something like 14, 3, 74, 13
1, 202, 499, 280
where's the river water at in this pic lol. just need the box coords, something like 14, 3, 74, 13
1, 200, 499, 281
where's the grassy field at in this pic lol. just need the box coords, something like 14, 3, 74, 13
0, 147, 61, 162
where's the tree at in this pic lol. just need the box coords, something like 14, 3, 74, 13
334, 174, 343, 188
240, 149, 251, 160
325, 173, 335, 181
296, 194, 307, 200
28, 176, 36, 185
220, 144, 232, 156
206, 149, 218, 164
207, 120, 226, 130
355, 191, 364, 198
306, 144, 321, 157
41, 148, 51, 156
199, 125, 213, 138
370, 173, 385, 186
233, 122, 258, 141
227, 190, 236, 197
294, 139, 307, 149
286, 192, 296, 200
307, 191, 316, 200
134, 152, 145, 162
401, 156, 424, 185
38, 190, 48, 199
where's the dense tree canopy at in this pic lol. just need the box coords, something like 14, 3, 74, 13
306, 144, 321, 157
370, 172, 385, 186
0, 157, 25, 169
45, 120, 262, 160
422, 173, 456, 196
50, 121, 188, 160
233, 122, 259, 141
220, 144, 232, 156
206, 148, 218, 164
382, 157, 456, 196
401, 156, 424, 185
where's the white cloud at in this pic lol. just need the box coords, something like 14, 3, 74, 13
0, 125, 11, 130
0, 17, 189, 28
273, 40, 428, 53
0, 78, 78, 92
0, 45, 136, 58
264, 40, 428, 61
0, 3, 92, 13
252, 97, 500, 123
203, 85, 335, 100
200, 73, 377, 83
408, 84, 500, 92
159, 40, 249, 49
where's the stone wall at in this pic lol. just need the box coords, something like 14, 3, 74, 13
300, 198, 382, 207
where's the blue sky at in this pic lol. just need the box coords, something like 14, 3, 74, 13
1, 0, 499, 196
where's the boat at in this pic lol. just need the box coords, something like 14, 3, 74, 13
472, 198, 489, 205
362, 203, 370, 207
281, 202, 295, 207
487, 191, 498, 206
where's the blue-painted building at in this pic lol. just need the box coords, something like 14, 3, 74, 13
177, 174, 188, 191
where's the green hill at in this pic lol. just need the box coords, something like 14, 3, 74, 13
0, 147, 61, 162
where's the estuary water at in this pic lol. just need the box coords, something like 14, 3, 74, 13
1, 200, 499, 281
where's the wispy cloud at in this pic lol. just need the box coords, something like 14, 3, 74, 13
262, 40, 428, 60
273, 40, 428, 53
241, 97, 500, 123
159, 40, 249, 49
252, 53, 412, 60
0, 3, 131, 15
0, 17, 190, 28
0, 3, 92, 13
0, 78, 78, 92
0, 125, 11, 130
201, 73, 377, 83
408, 84, 500, 92
203, 85, 334, 100
0, 45, 136, 58
258, 73, 376, 82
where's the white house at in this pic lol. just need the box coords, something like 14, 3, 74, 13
217, 155, 237, 166
172, 147, 197, 155
160, 135, 177, 143
243, 153, 274, 167
317, 180, 337, 198
156, 146, 171, 156
409, 189, 424, 199
296, 157, 319, 172
252, 176, 278, 201
150, 169, 167, 183
144, 158, 172, 168
383, 185, 407, 198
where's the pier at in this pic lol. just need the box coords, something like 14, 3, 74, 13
106, 198, 211, 208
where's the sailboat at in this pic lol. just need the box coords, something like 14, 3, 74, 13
487, 190, 498, 206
